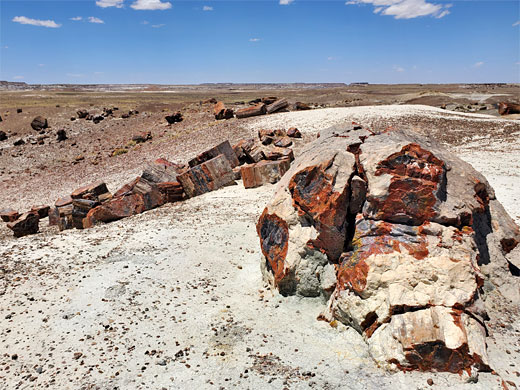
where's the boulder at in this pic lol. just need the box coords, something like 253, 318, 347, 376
13, 138, 25, 146
7, 212, 39, 237
287, 127, 302, 138
31, 116, 48, 131
165, 112, 183, 125
256, 123, 520, 374
214, 102, 234, 120
188, 140, 239, 169
0, 209, 20, 222
236, 104, 266, 119
178, 154, 235, 198
241, 159, 291, 189
0, 131, 7, 141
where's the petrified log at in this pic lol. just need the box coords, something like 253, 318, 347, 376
84, 194, 146, 227
178, 154, 235, 198
240, 159, 291, 189
165, 112, 183, 124
498, 102, 520, 115
214, 101, 234, 120
294, 102, 311, 111
0, 209, 20, 222
7, 212, 39, 237
30, 205, 50, 219
188, 140, 239, 169
71, 181, 110, 202
266, 99, 289, 114
31, 116, 48, 131
287, 127, 302, 138
256, 123, 520, 374
236, 103, 266, 119
261, 97, 278, 105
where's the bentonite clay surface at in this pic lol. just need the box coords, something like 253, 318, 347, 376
1, 105, 519, 389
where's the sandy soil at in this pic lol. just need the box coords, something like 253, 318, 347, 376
1, 105, 519, 389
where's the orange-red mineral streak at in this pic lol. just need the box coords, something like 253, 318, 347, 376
288, 159, 350, 261
256, 209, 290, 285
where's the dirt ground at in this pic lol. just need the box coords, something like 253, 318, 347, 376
0, 84, 519, 389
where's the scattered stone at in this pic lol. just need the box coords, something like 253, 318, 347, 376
77, 109, 89, 119
287, 127, 302, 138
257, 123, 520, 374
178, 154, 235, 198
31, 116, 48, 131
0, 131, 7, 141
232, 138, 261, 165
188, 140, 240, 169
56, 129, 67, 142
241, 159, 291, 189
13, 138, 25, 146
16, 108, 22, 113
7, 212, 39, 237
214, 101, 234, 120
92, 115, 104, 124
236, 103, 267, 119
132, 131, 152, 144
165, 112, 183, 125
0, 209, 20, 222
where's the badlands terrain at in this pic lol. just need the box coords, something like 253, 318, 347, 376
0, 83, 519, 389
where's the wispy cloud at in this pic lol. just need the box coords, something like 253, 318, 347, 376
88, 16, 105, 24
249, 38, 261, 42
346, 0, 451, 19
151, 24, 165, 28
327, 56, 335, 61
13, 76, 24, 80
280, 0, 294, 4
38, 64, 45, 67
141, 20, 149, 24
393, 65, 405, 72
513, 20, 520, 27
473, 61, 484, 68
66, 73, 85, 78
12, 16, 61, 28
203, 5, 213, 11
70, 16, 82, 21
131, 0, 172, 10
96, 0, 124, 8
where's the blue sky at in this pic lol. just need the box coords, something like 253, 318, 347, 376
0, 0, 519, 84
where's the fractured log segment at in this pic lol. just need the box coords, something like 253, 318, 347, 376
266, 99, 289, 114
236, 103, 266, 119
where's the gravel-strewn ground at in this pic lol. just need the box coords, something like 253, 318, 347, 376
1, 105, 519, 389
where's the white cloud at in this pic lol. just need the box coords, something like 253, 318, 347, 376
513, 20, 520, 27
473, 61, 484, 68
88, 16, 105, 24
96, 0, 124, 8
327, 56, 335, 61
130, 0, 172, 10
2, 46, 8, 49
70, 16, 82, 21
151, 24, 165, 28
12, 16, 61, 28
141, 20, 149, 24
249, 38, 261, 42
67, 73, 85, 78
346, 0, 450, 19
280, 0, 294, 4
393, 65, 405, 72
13, 76, 24, 80
203, 5, 213, 11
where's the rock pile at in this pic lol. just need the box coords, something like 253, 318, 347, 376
256, 123, 520, 374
